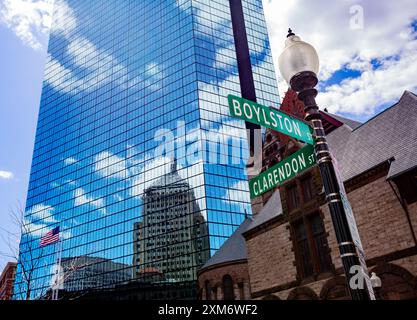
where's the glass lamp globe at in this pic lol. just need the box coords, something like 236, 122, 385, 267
278, 30, 320, 84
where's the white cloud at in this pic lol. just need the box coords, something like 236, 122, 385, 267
40, 0, 144, 94
23, 219, 71, 239
223, 180, 249, 200
130, 155, 173, 198
94, 123, 247, 202
23, 203, 71, 239
44, 53, 82, 93
94, 151, 127, 180
93, 149, 188, 199
113, 194, 124, 202
63, 157, 77, 165
214, 45, 236, 71
223, 180, 251, 215
0, 0, 76, 51
66, 37, 131, 87
23, 218, 50, 238
0, 0, 53, 50
188, 0, 229, 34
204, 120, 248, 164
145, 62, 163, 79
262, 0, 417, 116
1, 0, 156, 97
74, 188, 105, 210
50, 0, 76, 37
26, 203, 57, 223
0, 170, 14, 179
45, 34, 140, 93
318, 39, 417, 115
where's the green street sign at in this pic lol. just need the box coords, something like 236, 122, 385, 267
249, 144, 316, 199
228, 95, 314, 145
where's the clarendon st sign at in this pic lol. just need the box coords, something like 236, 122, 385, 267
228, 95, 314, 145
249, 144, 316, 199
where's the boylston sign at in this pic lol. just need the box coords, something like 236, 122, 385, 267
228, 95, 314, 145
248, 144, 316, 199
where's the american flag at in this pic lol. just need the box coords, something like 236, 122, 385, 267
40, 226, 60, 247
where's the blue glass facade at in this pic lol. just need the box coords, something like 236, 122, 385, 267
14, 0, 279, 299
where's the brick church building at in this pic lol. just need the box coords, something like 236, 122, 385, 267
197, 90, 417, 300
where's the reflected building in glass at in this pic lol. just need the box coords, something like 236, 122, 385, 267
54, 256, 131, 292
133, 161, 209, 283
14, 0, 279, 299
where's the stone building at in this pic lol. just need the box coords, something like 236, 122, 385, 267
198, 90, 417, 300
197, 219, 252, 300
0, 262, 17, 300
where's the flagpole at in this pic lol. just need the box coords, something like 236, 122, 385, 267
51, 241, 56, 300
56, 238, 63, 300
52, 237, 63, 300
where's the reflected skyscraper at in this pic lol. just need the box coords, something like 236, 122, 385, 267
14, 0, 279, 299
133, 161, 209, 282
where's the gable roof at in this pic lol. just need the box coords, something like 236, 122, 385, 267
322, 111, 362, 130
245, 189, 283, 233
327, 91, 417, 181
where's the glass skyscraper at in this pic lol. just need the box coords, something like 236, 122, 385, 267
14, 0, 279, 299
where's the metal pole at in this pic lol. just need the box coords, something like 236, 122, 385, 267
52, 239, 63, 300
290, 71, 371, 300
229, 0, 263, 178
56, 239, 63, 300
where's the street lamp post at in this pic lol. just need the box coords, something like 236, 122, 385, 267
278, 29, 371, 300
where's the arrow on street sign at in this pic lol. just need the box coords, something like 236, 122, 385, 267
248, 144, 316, 199
228, 95, 314, 145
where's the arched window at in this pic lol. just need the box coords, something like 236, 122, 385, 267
222, 275, 235, 300
204, 280, 211, 300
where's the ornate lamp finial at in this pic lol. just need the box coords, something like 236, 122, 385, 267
287, 28, 295, 38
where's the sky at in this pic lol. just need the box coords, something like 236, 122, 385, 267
0, 0, 417, 271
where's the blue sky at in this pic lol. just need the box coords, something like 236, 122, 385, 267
264, 0, 417, 119
0, 23, 47, 269
1, 0, 417, 271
